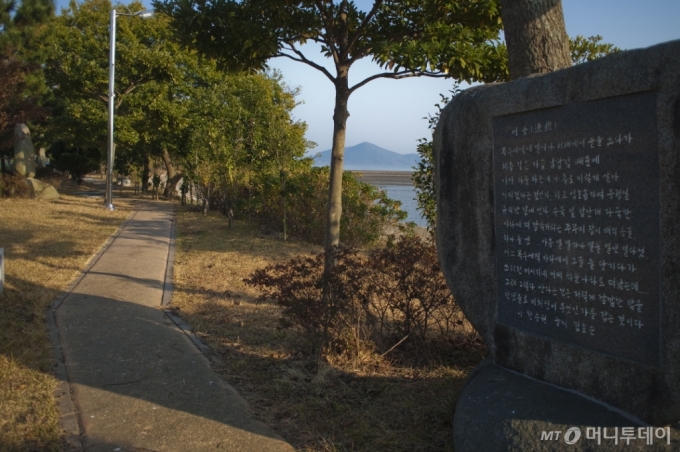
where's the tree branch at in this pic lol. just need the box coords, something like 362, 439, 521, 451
349, 70, 447, 94
346, 0, 383, 54
276, 47, 336, 84
313, 0, 340, 65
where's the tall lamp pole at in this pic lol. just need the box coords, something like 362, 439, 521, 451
105, 8, 154, 210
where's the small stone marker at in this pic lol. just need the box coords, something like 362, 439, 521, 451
434, 39, 680, 450
13, 123, 36, 178
0, 248, 4, 296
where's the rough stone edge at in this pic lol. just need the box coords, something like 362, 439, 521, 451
502, 363, 650, 427
156, 205, 291, 445
453, 362, 680, 452
161, 205, 177, 309
160, 204, 210, 355
45, 204, 139, 450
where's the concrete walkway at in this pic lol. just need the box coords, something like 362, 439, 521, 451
52, 201, 293, 452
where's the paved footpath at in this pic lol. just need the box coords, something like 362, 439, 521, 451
53, 201, 293, 452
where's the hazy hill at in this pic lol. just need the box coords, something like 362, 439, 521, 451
312, 142, 419, 171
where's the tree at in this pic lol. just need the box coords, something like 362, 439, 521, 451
49, 141, 101, 183
0, 0, 54, 158
570, 34, 620, 64
155, 0, 508, 271
499, 0, 570, 80
44, 0, 196, 186
0, 52, 39, 138
182, 71, 311, 218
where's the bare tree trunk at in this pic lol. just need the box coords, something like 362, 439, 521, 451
142, 155, 150, 193
161, 148, 182, 199
324, 71, 350, 271
500, 0, 571, 80
281, 169, 287, 242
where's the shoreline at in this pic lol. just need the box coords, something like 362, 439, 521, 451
349, 170, 414, 186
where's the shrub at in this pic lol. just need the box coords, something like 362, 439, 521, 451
34, 167, 64, 190
357, 236, 461, 349
245, 247, 363, 356
48, 141, 101, 185
0, 174, 31, 198
249, 167, 407, 247
246, 236, 466, 360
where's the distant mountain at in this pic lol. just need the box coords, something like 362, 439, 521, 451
312, 142, 419, 171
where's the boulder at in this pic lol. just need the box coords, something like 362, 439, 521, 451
433, 39, 680, 447
454, 360, 679, 451
26, 178, 60, 200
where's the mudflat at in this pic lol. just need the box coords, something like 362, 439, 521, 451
350, 170, 414, 186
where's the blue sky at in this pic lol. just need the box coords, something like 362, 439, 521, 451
56, 0, 680, 154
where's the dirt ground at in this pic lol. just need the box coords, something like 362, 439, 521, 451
171, 205, 486, 452
0, 176, 136, 451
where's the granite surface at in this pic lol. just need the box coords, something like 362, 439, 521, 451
434, 39, 680, 424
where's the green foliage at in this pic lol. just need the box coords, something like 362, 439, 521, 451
570, 35, 621, 65
0, 51, 44, 144
156, 0, 509, 256
412, 85, 461, 235
44, 0, 191, 169
0, 0, 54, 149
181, 71, 312, 213
48, 141, 102, 184
250, 166, 407, 247
413, 139, 436, 234
246, 236, 459, 357
0, 0, 55, 79
155, 0, 508, 82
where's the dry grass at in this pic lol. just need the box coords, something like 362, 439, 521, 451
173, 205, 487, 452
0, 180, 136, 451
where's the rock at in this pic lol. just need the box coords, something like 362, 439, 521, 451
37, 147, 48, 168
454, 360, 679, 451
26, 178, 60, 200
13, 124, 36, 178
433, 39, 680, 444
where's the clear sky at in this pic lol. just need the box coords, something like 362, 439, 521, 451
56, 0, 680, 154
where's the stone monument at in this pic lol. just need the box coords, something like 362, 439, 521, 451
13, 123, 36, 178
434, 40, 680, 450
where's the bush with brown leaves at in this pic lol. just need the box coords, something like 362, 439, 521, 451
246, 236, 465, 359
0, 174, 31, 198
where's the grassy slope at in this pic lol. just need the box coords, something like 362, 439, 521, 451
0, 189, 135, 451
173, 205, 486, 452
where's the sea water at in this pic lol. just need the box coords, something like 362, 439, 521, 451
379, 185, 427, 228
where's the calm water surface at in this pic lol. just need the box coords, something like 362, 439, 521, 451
379, 185, 427, 228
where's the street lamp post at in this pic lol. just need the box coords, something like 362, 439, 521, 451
105, 8, 154, 210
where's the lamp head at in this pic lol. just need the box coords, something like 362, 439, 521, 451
135, 9, 154, 18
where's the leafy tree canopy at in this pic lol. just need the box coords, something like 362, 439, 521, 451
155, 0, 508, 84
155, 0, 509, 265
0, 0, 54, 150
44, 0, 197, 163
